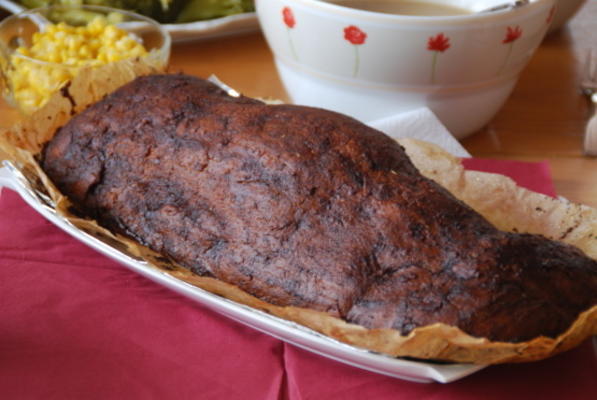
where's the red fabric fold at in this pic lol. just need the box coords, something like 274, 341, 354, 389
0, 159, 595, 399
461, 158, 557, 198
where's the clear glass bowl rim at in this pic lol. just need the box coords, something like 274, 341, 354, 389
0, 3, 171, 68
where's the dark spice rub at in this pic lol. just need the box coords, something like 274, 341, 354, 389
42, 74, 597, 343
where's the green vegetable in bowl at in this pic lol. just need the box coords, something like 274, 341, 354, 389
21, 1, 158, 16
19, 1, 175, 21
176, 0, 253, 22
17, 0, 254, 23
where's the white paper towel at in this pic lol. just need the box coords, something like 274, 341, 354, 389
367, 108, 470, 158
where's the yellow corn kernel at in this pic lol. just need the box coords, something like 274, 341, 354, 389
77, 45, 91, 59
53, 29, 66, 42
88, 38, 101, 52
102, 25, 120, 41
87, 17, 106, 35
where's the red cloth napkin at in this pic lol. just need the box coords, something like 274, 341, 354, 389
461, 158, 557, 197
0, 159, 595, 399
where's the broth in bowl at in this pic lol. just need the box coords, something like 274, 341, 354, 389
325, 0, 472, 16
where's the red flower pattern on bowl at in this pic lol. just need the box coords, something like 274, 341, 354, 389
282, 6, 295, 28
427, 33, 450, 52
502, 26, 523, 44
257, 0, 556, 138
344, 25, 367, 45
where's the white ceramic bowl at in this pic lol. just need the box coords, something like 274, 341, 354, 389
256, 0, 556, 138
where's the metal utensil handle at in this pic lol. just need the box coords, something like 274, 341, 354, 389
584, 94, 597, 156
480, 0, 529, 13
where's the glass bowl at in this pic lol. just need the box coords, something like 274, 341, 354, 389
0, 4, 171, 114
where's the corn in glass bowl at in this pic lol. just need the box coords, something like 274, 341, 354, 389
0, 4, 170, 114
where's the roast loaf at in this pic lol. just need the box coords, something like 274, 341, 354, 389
41, 74, 597, 343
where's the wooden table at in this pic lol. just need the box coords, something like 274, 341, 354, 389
2, 2, 596, 207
